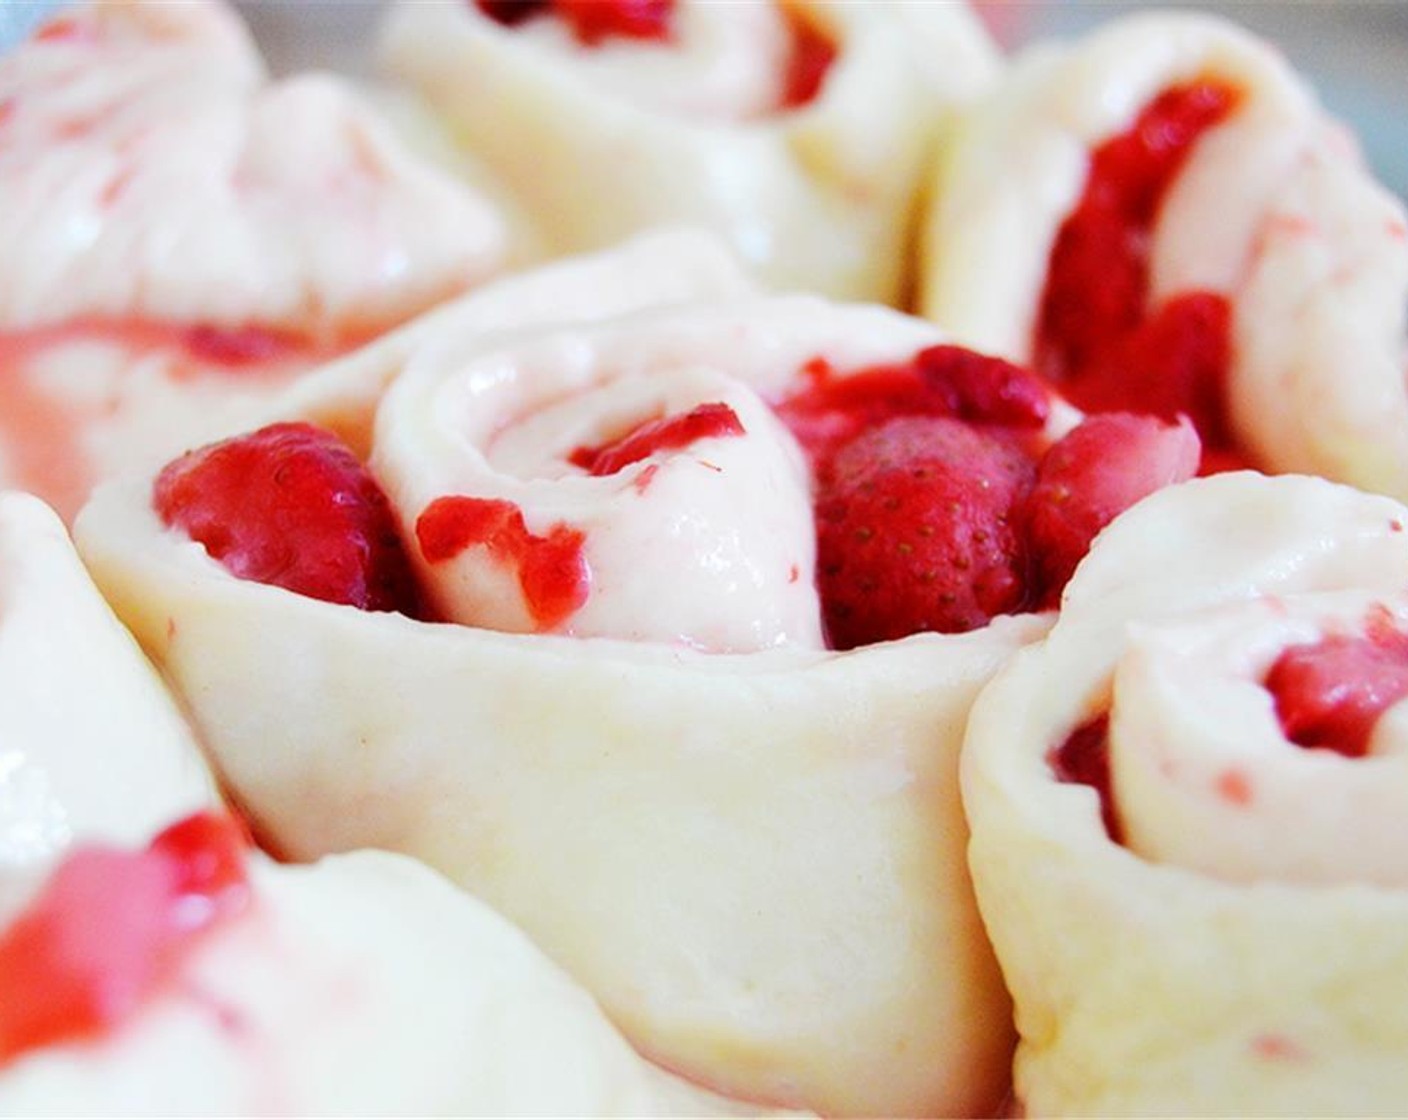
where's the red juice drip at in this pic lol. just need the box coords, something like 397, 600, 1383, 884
1035, 81, 1242, 468
416, 495, 589, 630
0, 813, 250, 1065
569, 401, 743, 476
1264, 608, 1408, 758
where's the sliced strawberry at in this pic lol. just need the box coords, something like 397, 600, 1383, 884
153, 422, 423, 616
569, 401, 744, 476
1023, 412, 1200, 607
1265, 612, 1408, 757
815, 416, 1035, 648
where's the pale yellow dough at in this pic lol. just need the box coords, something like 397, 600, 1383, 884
76, 236, 1052, 1118
962, 472, 1408, 1116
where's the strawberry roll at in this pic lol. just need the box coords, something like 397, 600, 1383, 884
0, 811, 790, 1116
75, 233, 1207, 1116
962, 471, 1408, 1116
0, 490, 212, 893
0, 0, 512, 520
377, 0, 999, 305
920, 12, 1408, 492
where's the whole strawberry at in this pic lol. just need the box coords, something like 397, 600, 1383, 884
815, 416, 1035, 648
153, 422, 423, 617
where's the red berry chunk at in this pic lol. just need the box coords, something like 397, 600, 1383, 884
775, 346, 1051, 468
476, 0, 549, 27
32, 15, 96, 43
153, 422, 423, 617
815, 416, 1035, 648
416, 496, 589, 631
780, 7, 836, 109
181, 324, 309, 369
1036, 81, 1242, 468
569, 401, 744, 476
1023, 412, 1200, 607
914, 345, 1052, 430
0, 812, 248, 1065
554, 0, 673, 44
1265, 611, 1408, 757
475, 0, 673, 44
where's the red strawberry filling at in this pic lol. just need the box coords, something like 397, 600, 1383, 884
0, 319, 332, 378
569, 401, 744, 476
780, 6, 837, 110
0, 812, 249, 1065
154, 422, 424, 617
473, 0, 836, 109
1035, 80, 1243, 470
776, 345, 1051, 468
1049, 715, 1123, 842
778, 347, 1198, 645
415, 496, 590, 630
153, 346, 1196, 649
474, 0, 674, 45
1023, 413, 1200, 608
1265, 608, 1408, 757
179, 323, 313, 369
1051, 609, 1408, 845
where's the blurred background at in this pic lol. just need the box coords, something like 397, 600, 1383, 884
3, 0, 1407, 200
